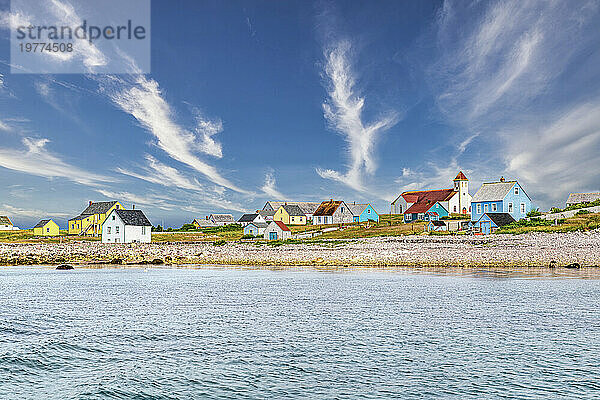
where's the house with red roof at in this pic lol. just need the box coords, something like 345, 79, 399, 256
263, 220, 291, 241
404, 201, 449, 223
391, 171, 472, 216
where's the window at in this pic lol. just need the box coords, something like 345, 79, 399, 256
115, 226, 119, 234
418, 213, 424, 219
484, 204, 488, 212
291, 217, 295, 222
341, 207, 344, 213
46, 228, 49, 233
508, 202, 513, 213
520, 203, 526, 213
142, 226, 146, 235
112, 215, 115, 220
367, 209, 370, 213
107, 227, 111, 234
514, 187, 519, 195
115, 238, 120, 243
477, 204, 482, 214
116, 205, 120, 209
454, 206, 457, 212
492, 203, 497, 212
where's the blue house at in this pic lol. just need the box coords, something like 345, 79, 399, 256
349, 203, 379, 223
473, 213, 516, 235
243, 222, 267, 236
471, 177, 532, 222
404, 201, 449, 222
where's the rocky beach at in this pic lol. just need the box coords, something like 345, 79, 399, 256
1, 231, 599, 268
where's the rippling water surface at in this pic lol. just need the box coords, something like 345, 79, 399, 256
1, 266, 600, 399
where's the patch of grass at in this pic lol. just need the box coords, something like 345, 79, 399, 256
0, 230, 100, 243
497, 213, 600, 234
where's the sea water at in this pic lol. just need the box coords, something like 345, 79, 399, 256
1, 267, 599, 399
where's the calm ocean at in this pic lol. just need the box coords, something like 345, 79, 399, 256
1, 267, 599, 399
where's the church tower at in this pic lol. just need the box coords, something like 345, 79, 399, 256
453, 171, 470, 214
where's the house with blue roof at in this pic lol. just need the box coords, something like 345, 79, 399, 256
471, 177, 532, 223
349, 203, 379, 223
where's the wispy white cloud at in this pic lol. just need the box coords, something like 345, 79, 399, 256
195, 113, 224, 158
95, 189, 174, 211
103, 72, 247, 194
0, 119, 9, 132
261, 169, 287, 200
317, 40, 399, 192
425, 0, 600, 207
116, 154, 204, 192
116, 155, 248, 212
505, 101, 600, 204
0, 137, 112, 186
0, 204, 69, 219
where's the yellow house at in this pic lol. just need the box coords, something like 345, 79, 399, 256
273, 204, 307, 225
68, 201, 123, 236
33, 219, 60, 236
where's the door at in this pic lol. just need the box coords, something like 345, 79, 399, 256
269, 232, 278, 240
481, 221, 491, 235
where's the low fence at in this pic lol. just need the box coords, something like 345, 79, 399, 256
536, 205, 600, 221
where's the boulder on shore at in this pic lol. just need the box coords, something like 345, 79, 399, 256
56, 264, 74, 270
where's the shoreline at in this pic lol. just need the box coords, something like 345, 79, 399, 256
1, 231, 599, 268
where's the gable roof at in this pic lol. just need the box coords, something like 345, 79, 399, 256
272, 221, 290, 231
566, 192, 600, 205
454, 171, 468, 180
257, 210, 276, 218
404, 201, 447, 214
281, 204, 305, 216
247, 222, 268, 229
210, 214, 234, 222
393, 189, 456, 206
0, 216, 12, 225
348, 203, 370, 216
313, 200, 344, 216
238, 213, 259, 222
114, 209, 152, 226
193, 219, 217, 227
82, 201, 118, 215
266, 201, 321, 214
34, 219, 51, 228
430, 220, 446, 227
472, 181, 518, 202
484, 212, 515, 227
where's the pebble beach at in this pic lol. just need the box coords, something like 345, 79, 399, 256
1, 231, 599, 268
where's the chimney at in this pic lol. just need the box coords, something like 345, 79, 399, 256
132, 205, 135, 210
206, 216, 208, 220
500, 176, 505, 182
89, 200, 92, 206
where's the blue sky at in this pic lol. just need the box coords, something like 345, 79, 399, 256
1, 0, 600, 228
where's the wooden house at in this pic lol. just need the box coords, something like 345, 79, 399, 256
471, 177, 532, 222
237, 213, 266, 227
566, 192, 600, 207
312, 200, 353, 225
0, 215, 14, 231
425, 220, 447, 232
209, 214, 236, 226
243, 222, 268, 236
263, 201, 321, 221
348, 203, 379, 223
102, 209, 152, 243
391, 172, 472, 215
473, 213, 515, 235
69, 201, 123, 236
33, 219, 59, 236
273, 204, 306, 225
263, 221, 291, 241
404, 201, 449, 222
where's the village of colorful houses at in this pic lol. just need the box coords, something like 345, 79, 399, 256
2, 172, 600, 243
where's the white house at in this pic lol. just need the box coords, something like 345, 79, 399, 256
0, 216, 17, 231
391, 172, 472, 215
263, 221, 291, 240
102, 209, 152, 243
209, 214, 236, 226
312, 200, 353, 225
237, 213, 266, 227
